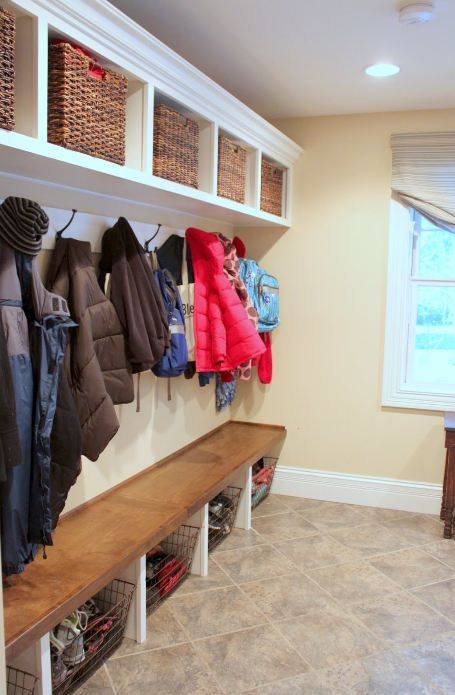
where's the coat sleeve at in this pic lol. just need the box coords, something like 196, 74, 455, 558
207, 289, 226, 367
0, 318, 22, 481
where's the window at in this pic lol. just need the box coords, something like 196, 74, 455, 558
383, 201, 455, 411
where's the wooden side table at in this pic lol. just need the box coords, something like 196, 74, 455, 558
440, 413, 455, 539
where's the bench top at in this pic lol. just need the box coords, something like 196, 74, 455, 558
3, 420, 285, 659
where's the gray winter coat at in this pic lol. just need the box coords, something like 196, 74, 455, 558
0, 240, 74, 575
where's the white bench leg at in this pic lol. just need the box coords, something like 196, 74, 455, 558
187, 504, 209, 577
118, 555, 147, 644
8, 634, 52, 695
231, 466, 252, 530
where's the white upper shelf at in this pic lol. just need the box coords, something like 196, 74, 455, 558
3, 0, 303, 228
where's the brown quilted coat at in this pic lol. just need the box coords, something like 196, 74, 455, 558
47, 237, 134, 461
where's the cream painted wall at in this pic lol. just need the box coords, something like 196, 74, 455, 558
65, 370, 229, 512
233, 108, 455, 485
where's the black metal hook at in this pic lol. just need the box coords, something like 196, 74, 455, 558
56, 209, 77, 238
144, 223, 162, 253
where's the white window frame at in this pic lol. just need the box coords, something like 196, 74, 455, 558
382, 200, 455, 411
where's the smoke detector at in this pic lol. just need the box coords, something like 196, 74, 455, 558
399, 2, 434, 24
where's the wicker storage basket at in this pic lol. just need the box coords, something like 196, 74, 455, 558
217, 134, 247, 203
153, 103, 199, 188
0, 7, 15, 131
261, 160, 284, 217
48, 42, 127, 165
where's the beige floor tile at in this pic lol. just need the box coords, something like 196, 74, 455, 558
214, 544, 295, 583
298, 502, 369, 531
348, 505, 417, 523
329, 522, 412, 558
350, 592, 453, 646
370, 547, 455, 590
269, 494, 300, 507
252, 511, 318, 543
271, 497, 339, 513
243, 672, 334, 694
307, 560, 402, 605
383, 515, 443, 546
274, 533, 362, 571
74, 665, 113, 694
423, 539, 455, 570
212, 527, 265, 553
171, 558, 233, 596
318, 651, 440, 694
252, 495, 291, 518
110, 604, 189, 658
168, 586, 266, 639
240, 572, 335, 621
412, 577, 455, 622
194, 623, 308, 692
106, 642, 222, 695
400, 633, 455, 694
275, 604, 379, 669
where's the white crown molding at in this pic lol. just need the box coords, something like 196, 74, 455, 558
272, 465, 442, 514
21, 0, 303, 167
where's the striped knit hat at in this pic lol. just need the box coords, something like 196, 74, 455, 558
0, 197, 49, 256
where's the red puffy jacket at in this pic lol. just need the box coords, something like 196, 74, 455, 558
186, 228, 265, 372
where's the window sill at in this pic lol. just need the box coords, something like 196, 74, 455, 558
382, 387, 455, 412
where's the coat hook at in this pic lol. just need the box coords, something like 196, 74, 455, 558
56, 209, 77, 238
144, 223, 162, 253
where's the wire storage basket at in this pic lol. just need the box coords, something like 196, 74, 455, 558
208, 486, 242, 552
217, 134, 247, 203
153, 103, 199, 188
51, 579, 135, 694
0, 6, 15, 131
260, 159, 284, 216
48, 41, 127, 165
146, 524, 199, 611
251, 457, 278, 509
6, 666, 37, 695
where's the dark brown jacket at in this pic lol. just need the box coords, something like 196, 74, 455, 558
47, 237, 134, 461
98, 217, 169, 372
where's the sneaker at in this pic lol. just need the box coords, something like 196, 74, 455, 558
50, 633, 70, 687
146, 549, 169, 586
209, 494, 232, 515
55, 617, 85, 667
157, 558, 187, 597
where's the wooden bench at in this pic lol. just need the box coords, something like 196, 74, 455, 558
3, 420, 285, 665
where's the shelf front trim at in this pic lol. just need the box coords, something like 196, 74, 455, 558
0, 131, 290, 228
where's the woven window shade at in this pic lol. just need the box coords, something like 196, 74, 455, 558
391, 132, 455, 233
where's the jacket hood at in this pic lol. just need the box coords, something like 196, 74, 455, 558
156, 233, 194, 285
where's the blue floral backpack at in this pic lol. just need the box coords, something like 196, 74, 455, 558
239, 259, 279, 332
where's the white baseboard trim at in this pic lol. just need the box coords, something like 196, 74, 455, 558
271, 466, 442, 515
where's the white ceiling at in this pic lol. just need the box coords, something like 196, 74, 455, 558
110, 0, 455, 119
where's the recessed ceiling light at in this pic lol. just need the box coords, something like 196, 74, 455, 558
365, 63, 401, 77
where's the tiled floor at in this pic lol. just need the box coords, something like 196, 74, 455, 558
76, 495, 455, 694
